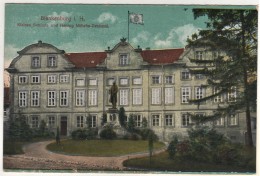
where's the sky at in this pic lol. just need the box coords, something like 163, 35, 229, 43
3, 4, 256, 85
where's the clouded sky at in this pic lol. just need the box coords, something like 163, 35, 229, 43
4, 4, 255, 70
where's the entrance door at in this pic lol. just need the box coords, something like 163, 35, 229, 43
60, 116, 67, 136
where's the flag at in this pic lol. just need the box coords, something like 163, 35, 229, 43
129, 13, 144, 25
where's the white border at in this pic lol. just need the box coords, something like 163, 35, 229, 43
0, 1, 259, 176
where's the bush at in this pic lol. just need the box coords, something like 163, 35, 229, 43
71, 128, 98, 140
213, 143, 240, 165
175, 140, 192, 160
139, 128, 156, 140
99, 127, 117, 139
167, 136, 178, 159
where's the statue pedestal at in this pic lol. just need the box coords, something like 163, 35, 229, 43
102, 108, 126, 137
107, 108, 119, 124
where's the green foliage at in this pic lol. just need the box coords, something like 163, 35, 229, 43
71, 128, 98, 140
139, 128, 157, 140
213, 143, 240, 165
101, 113, 107, 126
8, 115, 33, 141
167, 136, 178, 159
99, 126, 117, 140
142, 117, 148, 128
39, 120, 46, 135
119, 107, 127, 127
188, 9, 257, 146
126, 114, 136, 134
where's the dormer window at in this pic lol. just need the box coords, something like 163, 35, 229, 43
48, 55, 57, 67
119, 54, 129, 66
31, 56, 40, 68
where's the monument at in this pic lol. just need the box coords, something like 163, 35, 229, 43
107, 82, 119, 125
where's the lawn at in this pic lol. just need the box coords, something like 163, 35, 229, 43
123, 149, 256, 173
47, 139, 165, 157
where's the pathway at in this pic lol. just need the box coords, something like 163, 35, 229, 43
3, 140, 166, 171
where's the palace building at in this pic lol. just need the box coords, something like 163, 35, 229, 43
6, 39, 256, 143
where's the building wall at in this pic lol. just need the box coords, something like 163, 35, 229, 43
7, 41, 251, 143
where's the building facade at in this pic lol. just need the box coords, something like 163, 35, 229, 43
6, 39, 252, 143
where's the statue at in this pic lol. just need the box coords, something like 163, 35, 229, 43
109, 82, 118, 109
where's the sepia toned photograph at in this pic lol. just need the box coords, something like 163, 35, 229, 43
2, 2, 257, 174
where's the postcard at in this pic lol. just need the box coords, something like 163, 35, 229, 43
2, 1, 258, 176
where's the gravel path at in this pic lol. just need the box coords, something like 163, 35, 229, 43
3, 140, 166, 171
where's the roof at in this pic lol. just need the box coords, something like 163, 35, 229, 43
65, 48, 184, 68
65, 52, 107, 68
141, 48, 184, 64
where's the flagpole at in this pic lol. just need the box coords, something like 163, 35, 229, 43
128, 11, 130, 42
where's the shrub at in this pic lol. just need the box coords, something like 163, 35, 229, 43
175, 140, 192, 160
71, 128, 98, 140
213, 143, 240, 165
139, 128, 156, 140
99, 127, 117, 139
167, 136, 178, 159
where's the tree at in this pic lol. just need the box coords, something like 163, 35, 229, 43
118, 107, 127, 128
9, 113, 32, 141
127, 114, 136, 134
39, 120, 46, 136
187, 9, 257, 147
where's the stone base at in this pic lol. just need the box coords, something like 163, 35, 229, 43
107, 108, 118, 113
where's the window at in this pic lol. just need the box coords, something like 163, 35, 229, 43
48, 116, 55, 127
31, 75, 40, 83
19, 91, 27, 107
47, 91, 56, 106
31, 56, 40, 68
89, 79, 97, 86
182, 114, 191, 127
76, 90, 85, 106
120, 89, 129, 105
48, 56, 57, 67
229, 114, 238, 126
165, 87, 174, 104
19, 76, 27, 84
152, 115, 160, 126
181, 87, 191, 103
134, 115, 142, 127
60, 91, 69, 106
47, 75, 56, 83
76, 79, 85, 86
77, 115, 84, 128
152, 76, 161, 84
88, 90, 97, 106
133, 89, 142, 105
152, 88, 161, 105
195, 51, 203, 60
213, 87, 223, 103
165, 76, 174, 84
107, 78, 115, 86
60, 75, 69, 83
195, 87, 204, 100
31, 91, 40, 106
165, 114, 173, 126
181, 70, 191, 80
119, 78, 128, 85
228, 86, 237, 102
215, 117, 225, 126
31, 116, 39, 128
89, 115, 97, 128
119, 53, 129, 65
133, 77, 142, 85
